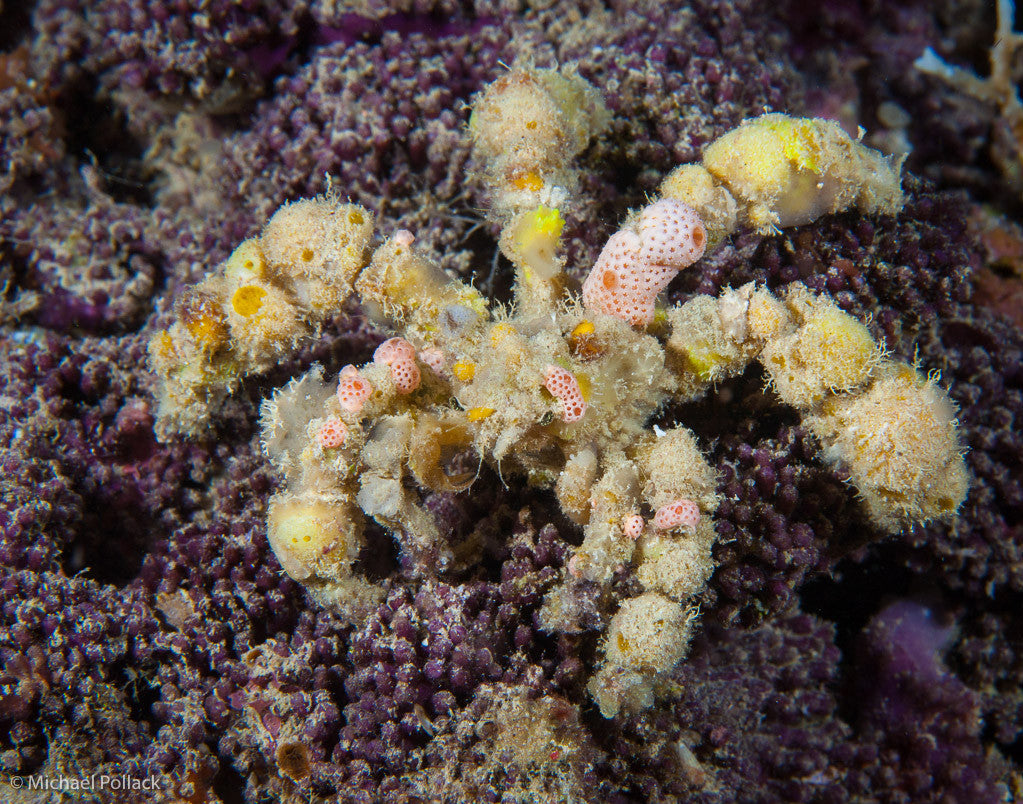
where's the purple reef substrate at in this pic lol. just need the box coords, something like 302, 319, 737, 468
1, 1, 1022, 802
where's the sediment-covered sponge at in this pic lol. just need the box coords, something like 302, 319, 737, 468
266, 494, 363, 583
261, 199, 374, 311
664, 281, 967, 536
582, 199, 707, 326
588, 592, 698, 717
469, 65, 610, 220
809, 364, 969, 531
661, 113, 904, 236
634, 518, 716, 601
664, 288, 765, 398
760, 285, 883, 408
604, 592, 696, 672
633, 426, 719, 513
149, 196, 374, 438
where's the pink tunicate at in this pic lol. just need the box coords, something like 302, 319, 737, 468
622, 514, 645, 540
374, 337, 421, 394
337, 365, 373, 413
374, 337, 416, 363
652, 499, 701, 531
543, 365, 586, 423
419, 347, 445, 374
315, 416, 348, 448
582, 199, 707, 327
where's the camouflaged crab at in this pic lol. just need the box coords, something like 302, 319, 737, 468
151, 66, 967, 717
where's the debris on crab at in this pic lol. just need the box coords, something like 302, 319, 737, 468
150, 66, 967, 718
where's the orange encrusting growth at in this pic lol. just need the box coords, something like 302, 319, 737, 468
231, 285, 268, 317
179, 289, 229, 351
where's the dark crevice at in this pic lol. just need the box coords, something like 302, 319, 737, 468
0, 241, 30, 302
211, 757, 247, 804
800, 546, 920, 730
120, 660, 162, 729
60, 75, 154, 206
665, 365, 799, 444
799, 544, 915, 660
998, 726, 1023, 766
62, 494, 155, 585
0, 3, 31, 51
472, 247, 515, 307
359, 521, 399, 582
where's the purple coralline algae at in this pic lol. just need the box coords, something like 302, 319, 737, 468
84, 0, 304, 103
850, 599, 1006, 803
1, 1, 1022, 802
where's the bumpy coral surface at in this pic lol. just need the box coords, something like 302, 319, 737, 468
1, 1, 1021, 803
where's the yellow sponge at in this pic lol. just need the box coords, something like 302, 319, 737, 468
267, 495, 362, 582
701, 113, 904, 234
